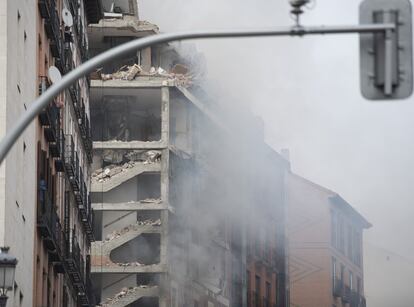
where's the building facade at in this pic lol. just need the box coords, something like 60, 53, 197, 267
34, 0, 101, 306
246, 146, 289, 307
87, 2, 290, 307
0, 1, 38, 305
1, 0, 101, 306
287, 173, 371, 307
1, 1, 290, 306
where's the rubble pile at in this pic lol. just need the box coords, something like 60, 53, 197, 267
92, 63, 193, 87
115, 261, 144, 267
140, 198, 162, 203
92, 150, 161, 182
104, 219, 162, 242
100, 285, 155, 306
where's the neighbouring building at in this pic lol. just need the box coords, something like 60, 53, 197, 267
287, 172, 371, 307
246, 146, 289, 307
0, 1, 38, 305
87, 2, 290, 307
34, 0, 101, 306
1, 0, 100, 306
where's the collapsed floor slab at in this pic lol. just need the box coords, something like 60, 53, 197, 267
91, 161, 161, 192
101, 285, 160, 307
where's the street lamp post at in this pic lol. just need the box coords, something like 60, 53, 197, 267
0, 248, 17, 307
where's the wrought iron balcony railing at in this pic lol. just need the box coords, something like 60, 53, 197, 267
64, 229, 85, 286
342, 285, 351, 303
333, 278, 344, 297
64, 135, 81, 192
38, 0, 53, 19
53, 130, 65, 172
44, 4, 62, 59
64, 44, 74, 75
37, 189, 65, 272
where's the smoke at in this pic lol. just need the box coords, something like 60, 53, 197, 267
138, 0, 414, 305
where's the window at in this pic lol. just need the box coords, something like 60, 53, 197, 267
255, 275, 261, 306
357, 277, 362, 294
347, 225, 353, 259
265, 282, 271, 306
339, 217, 345, 253
349, 271, 353, 290
354, 230, 362, 266
340, 264, 345, 283
332, 257, 337, 290
247, 270, 251, 291
171, 287, 177, 307
331, 211, 337, 248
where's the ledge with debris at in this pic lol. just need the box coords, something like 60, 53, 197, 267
100, 285, 159, 307
91, 150, 162, 192
91, 220, 162, 257
104, 219, 162, 242
91, 262, 167, 274
92, 199, 165, 211
93, 140, 167, 150
88, 16, 159, 42
90, 63, 193, 88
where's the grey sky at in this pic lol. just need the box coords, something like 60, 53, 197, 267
139, 0, 414, 262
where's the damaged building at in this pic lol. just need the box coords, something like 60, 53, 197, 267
87, 1, 289, 306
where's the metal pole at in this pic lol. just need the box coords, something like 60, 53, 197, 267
0, 24, 396, 163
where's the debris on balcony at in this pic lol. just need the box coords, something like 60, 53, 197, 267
140, 198, 162, 203
92, 63, 192, 86
124, 150, 161, 164
101, 64, 142, 81
92, 150, 161, 182
104, 219, 162, 242
115, 261, 143, 267
101, 285, 155, 306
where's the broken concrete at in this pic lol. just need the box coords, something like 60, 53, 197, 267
92, 221, 162, 260
100, 285, 159, 307
95, 64, 192, 87
92, 199, 164, 211
91, 263, 167, 274
91, 161, 161, 192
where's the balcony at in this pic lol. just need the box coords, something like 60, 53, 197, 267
350, 291, 366, 307
49, 128, 63, 157
37, 190, 65, 272
342, 285, 351, 303
68, 83, 93, 163
78, 276, 95, 306
68, 0, 78, 18
77, 184, 94, 242
80, 194, 94, 242
64, 135, 80, 192
247, 291, 260, 307
69, 81, 81, 118
64, 229, 85, 286
38, 0, 53, 19
38, 77, 60, 143
262, 297, 270, 307
333, 278, 343, 297
63, 44, 74, 74
44, 4, 62, 59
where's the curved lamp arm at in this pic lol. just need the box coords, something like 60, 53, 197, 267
0, 24, 394, 163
